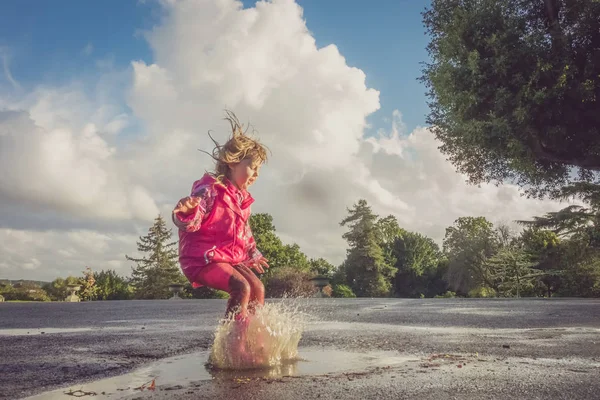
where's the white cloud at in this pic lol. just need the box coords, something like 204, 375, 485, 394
0, 109, 159, 221
0, 47, 21, 91
0, 228, 137, 280
82, 43, 94, 56
0, 0, 565, 281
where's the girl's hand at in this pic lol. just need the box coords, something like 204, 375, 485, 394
173, 196, 200, 215
249, 257, 269, 274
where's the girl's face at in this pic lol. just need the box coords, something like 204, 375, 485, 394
228, 158, 261, 190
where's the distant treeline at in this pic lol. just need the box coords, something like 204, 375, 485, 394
2, 194, 599, 301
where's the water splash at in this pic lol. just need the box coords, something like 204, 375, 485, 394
207, 300, 307, 370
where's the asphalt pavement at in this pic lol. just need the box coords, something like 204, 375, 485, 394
1, 298, 599, 400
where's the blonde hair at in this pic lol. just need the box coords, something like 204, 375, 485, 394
201, 110, 269, 185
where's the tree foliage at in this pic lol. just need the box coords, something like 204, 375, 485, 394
42, 276, 80, 301
421, 0, 600, 197
249, 213, 310, 275
0, 281, 50, 301
8, 200, 600, 300
94, 269, 133, 300
340, 200, 396, 297
443, 216, 499, 294
126, 215, 188, 299
487, 248, 541, 297
392, 231, 446, 297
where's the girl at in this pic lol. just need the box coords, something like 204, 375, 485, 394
172, 112, 269, 353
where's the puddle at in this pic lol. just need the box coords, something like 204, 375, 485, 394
438, 307, 530, 316
0, 328, 94, 336
24, 347, 417, 399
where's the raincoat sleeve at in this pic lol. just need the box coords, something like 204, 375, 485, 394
244, 221, 263, 262
172, 182, 216, 233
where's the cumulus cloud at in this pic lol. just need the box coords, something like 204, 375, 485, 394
0, 108, 159, 221
0, 228, 136, 280
0, 0, 564, 281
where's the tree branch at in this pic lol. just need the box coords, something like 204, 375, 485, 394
529, 136, 600, 171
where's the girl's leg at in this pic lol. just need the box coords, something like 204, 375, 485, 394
233, 264, 267, 356
193, 263, 255, 362
193, 262, 251, 319
233, 264, 265, 315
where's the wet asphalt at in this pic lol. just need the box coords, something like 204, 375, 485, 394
1, 298, 599, 400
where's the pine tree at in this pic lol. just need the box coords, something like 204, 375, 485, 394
126, 215, 187, 299
340, 200, 396, 297
487, 248, 542, 298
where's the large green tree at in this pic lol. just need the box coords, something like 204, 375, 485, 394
393, 231, 445, 297
94, 269, 133, 300
126, 215, 187, 299
249, 213, 310, 275
443, 216, 499, 294
421, 0, 600, 197
375, 215, 405, 268
520, 183, 600, 246
519, 183, 600, 296
486, 248, 542, 297
519, 227, 563, 296
308, 258, 337, 278
340, 200, 396, 297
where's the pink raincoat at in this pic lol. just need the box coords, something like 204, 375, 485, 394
172, 174, 262, 286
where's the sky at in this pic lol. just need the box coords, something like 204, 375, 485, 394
0, 0, 564, 282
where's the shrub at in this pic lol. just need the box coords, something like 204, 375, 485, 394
468, 287, 496, 298
434, 290, 457, 298
265, 266, 317, 298
331, 284, 356, 298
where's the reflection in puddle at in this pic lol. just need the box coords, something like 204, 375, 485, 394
25, 347, 417, 399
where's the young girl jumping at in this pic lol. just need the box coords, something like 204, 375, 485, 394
172, 111, 269, 343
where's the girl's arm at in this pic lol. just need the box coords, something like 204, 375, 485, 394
172, 182, 216, 232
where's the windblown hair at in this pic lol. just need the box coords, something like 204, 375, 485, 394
200, 110, 269, 185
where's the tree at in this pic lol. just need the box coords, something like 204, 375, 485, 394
552, 236, 600, 297
421, 0, 600, 198
443, 216, 499, 294
126, 215, 187, 299
78, 267, 98, 301
392, 231, 443, 297
42, 276, 80, 301
340, 200, 396, 297
519, 185, 600, 297
496, 222, 518, 249
375, 215, 405, 267
308, 258, 336, 279
331, 284, 356, 298
519, 183, 600, 246
249, 213, 310, 275
519, 227, 562, 296
487, 248, 542, 297
1, 282, 50, 302
278, 244, 310, 271
94, 270, 133, 300
394, 231, 441, 277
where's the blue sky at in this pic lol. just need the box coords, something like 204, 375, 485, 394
0, 0, 432, 134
